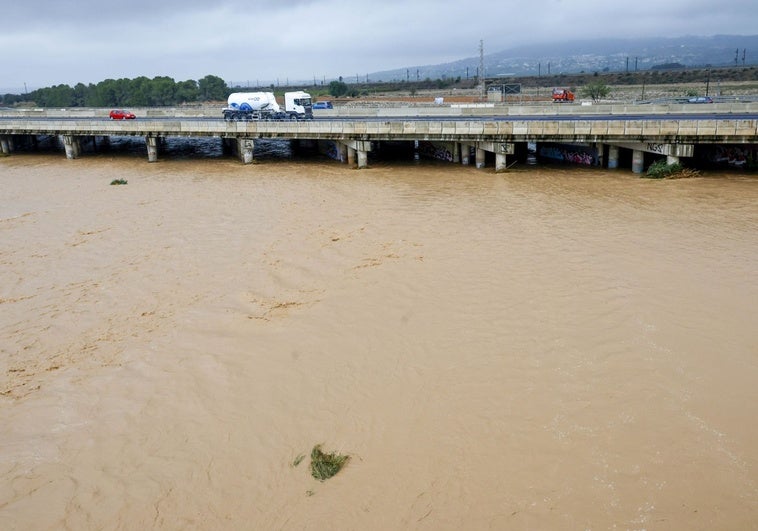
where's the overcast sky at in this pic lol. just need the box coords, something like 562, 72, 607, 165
2, 0, 756, 92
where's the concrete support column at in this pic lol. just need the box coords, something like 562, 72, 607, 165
146, 136, 159, 162
595, 143, 605, 167
461, 143, 470, 165
357, 149, 368, 169
475, 146, 486, 169
608, 145, 619, 169
0, 135, 10, 155
666, 155, 680, 165
495, 153, 507, 173
61, 135, 81, 159
237, 138, 254, 164
339, 143, 348, 163
632, 149, 645, 174
452, 142, 461, 164
347, 146, 356, 166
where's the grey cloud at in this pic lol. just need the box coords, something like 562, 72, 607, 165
3, 0, 755, 91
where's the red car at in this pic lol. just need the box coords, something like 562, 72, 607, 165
109, 109, 136, 120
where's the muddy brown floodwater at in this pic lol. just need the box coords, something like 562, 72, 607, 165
1, 154, 757, 530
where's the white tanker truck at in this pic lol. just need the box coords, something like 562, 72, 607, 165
223, 91, 313, 121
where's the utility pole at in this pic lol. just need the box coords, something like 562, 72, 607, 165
478, 39, 485, 101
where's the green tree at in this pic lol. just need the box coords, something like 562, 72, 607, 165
198, 75, 227, 101
30, 84, 74, 107
72, 83, 89, 107
175, 80, 199, 103
328, 80, 348, 97
582, 81, 610, 102
127, 76, 151, 106
91, 79, 121, 106
147, 76, 177, 106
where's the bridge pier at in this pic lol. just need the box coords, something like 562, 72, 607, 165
495, 153, 507, 172
632, 149, 645, 174
0, 135, 10, 155
608, 145, 619, 169
146, 136, 159, 162
357, 150, 368, 169
476, 141, 514, 172
342, 140, 371, 169
460, 143, 470, 165
237, 138, 255, 164
595, 143, 605, 167
61, 135, 81, 159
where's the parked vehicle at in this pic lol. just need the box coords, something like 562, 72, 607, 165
222, 91, 313, 121
552, 88, 575, 103
312, 101, 333, 110
109, 109, 136, 120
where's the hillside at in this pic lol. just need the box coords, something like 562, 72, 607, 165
369, 35, 758, 82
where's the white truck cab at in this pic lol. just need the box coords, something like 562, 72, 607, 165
284, 91, 313, 120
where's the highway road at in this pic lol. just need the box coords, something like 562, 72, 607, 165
2, 112, 758, 123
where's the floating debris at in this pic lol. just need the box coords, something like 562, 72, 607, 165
310, 444, 349, 481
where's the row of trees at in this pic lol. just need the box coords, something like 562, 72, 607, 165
1, 75, 229, 107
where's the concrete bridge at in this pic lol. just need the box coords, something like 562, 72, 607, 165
1, 105, 756, 172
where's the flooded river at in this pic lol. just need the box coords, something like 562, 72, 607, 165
1, 151, 757, 529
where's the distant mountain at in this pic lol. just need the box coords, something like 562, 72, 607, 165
369, 35, 758, 82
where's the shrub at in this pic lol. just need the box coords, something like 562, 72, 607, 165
644, 160, 699, 179
581, 81, 610, 102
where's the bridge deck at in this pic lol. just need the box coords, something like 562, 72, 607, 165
1, 116, 757, 143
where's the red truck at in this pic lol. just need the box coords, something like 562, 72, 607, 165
552, 88, 575, 102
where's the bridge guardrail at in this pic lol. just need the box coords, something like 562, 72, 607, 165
2, 101, 757, 120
